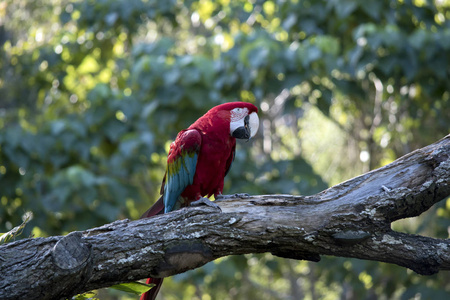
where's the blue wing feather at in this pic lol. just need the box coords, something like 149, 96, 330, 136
163, 130, 201, 213
164, 154, 198, 212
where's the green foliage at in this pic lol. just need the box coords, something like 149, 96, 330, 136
1, 0, 450, 299
72, 291, 98, 300
109, 282, 154, 295
0, 211, 32, 244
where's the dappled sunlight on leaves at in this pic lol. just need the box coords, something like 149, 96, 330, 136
1, 0, 450, 299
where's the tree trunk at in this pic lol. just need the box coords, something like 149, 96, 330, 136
1, 134, 450, 300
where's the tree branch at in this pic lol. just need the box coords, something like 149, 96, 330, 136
1, 134, 450, 300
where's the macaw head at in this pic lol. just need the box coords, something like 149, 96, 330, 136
190, 102, 259, 141
206, 102, 259, 140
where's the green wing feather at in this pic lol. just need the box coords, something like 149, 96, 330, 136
163, 129, 201, 212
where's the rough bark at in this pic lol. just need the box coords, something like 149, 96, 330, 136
1, 134, 450, 300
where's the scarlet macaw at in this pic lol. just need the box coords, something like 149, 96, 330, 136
140, 102, 259, 300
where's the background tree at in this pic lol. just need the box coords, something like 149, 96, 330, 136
1, 0, 449, 299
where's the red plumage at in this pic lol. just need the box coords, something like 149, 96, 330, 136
140, 102, 258, 300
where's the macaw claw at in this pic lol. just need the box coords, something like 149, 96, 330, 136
190, 197, 222, 212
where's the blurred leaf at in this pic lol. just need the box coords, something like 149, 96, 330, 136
330, 0, 358, 18
72, 292, 98, 300
0, 212, 32, 244
109, 282, 154, 295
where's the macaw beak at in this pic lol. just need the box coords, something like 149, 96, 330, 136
232, 120, 250, 140
232, 112, 259, 141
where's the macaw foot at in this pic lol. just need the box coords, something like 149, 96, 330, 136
190, 197, 222, 212
215, 193, 250, 200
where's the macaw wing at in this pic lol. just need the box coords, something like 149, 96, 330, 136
164, 129, 201, 213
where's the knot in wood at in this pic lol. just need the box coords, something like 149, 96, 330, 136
52, 232, 91, 271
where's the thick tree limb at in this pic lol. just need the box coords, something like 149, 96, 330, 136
1, 134, 450, 300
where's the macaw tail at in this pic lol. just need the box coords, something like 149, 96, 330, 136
140, 196, 165, 300
141, 196, 165, 218
140, 277, 163, 300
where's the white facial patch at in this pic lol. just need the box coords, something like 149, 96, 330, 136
229, 108, 259, 139
230, 107, 249, 122
229, 107, 248, 135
